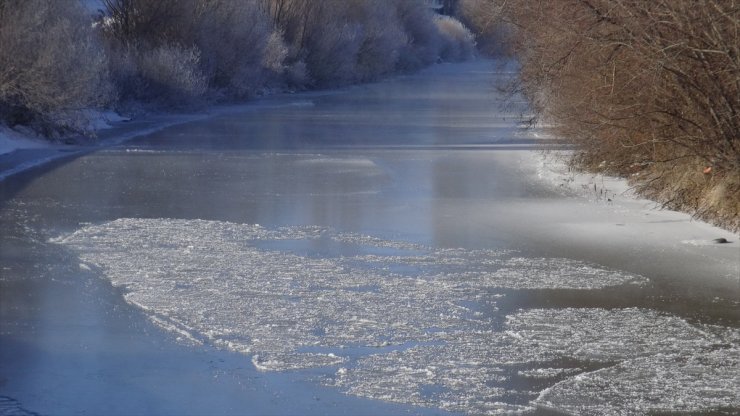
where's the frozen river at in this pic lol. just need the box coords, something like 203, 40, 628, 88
1, 61, 738, 415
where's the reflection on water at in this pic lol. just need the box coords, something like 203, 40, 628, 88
1, 61, 738, 415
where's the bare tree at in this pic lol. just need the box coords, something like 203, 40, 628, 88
101, 0, 274, 101
496, 0, 739, 229
0, 0, 111, 135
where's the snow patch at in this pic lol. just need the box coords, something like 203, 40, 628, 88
0, 111, 130, 157
532, 150, 635, 204
82, 109, 131, 130
0, 125, 54, 156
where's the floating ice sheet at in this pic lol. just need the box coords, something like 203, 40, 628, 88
54, 218, 738, 415
337, 309, 739, 415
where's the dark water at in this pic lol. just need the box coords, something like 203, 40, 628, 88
1, 61, 738, 415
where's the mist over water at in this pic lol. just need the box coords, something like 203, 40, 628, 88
1, 61, 738, 415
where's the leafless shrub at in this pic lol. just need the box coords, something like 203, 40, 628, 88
435, 15, 476, 62
100, 0, 186, 45
263, 31, 289, 75
456, 0, 510, 56
101, 0, 274, 101
284, 60, 310, 87
498, 0, 739, 229
0, 0, 111, 136
395, 0, 444, 69
136, 45, 207, 106
194, 0, 273, 97
301, 7, 364, 86
94, 0, 479, 109
352, 0, 407, 81
263, 0, 475, 85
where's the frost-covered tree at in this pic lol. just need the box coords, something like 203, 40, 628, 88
100, 0, 475, 104
261, 0, 475, 86
435, 15, 475, 62
394, 0, 447, 70
101, 0, 274, 104
0, 0, 111, 135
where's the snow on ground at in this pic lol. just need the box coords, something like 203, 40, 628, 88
539, 151, 737, 241
532, 151, 635, 202
495, 132, 740, 288
0, 111, 132, 157
0, 125, 54, 156
82, 109, 131, 131
529, 146, 738, 245
0, 97, 332, 181
525, 129, 730, 241
54, 218, 739, 415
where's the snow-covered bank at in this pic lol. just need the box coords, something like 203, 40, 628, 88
535, 150, 738, 243
0, 125, 55, 156
0, 111, 134, 156
0, 99, 302, 182
0, 78, 376, 183
0, 110, 136, 182
0, 111, 198, 182
515, 148, 739, 287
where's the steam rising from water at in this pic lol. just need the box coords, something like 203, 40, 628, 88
55, 218, 739, 414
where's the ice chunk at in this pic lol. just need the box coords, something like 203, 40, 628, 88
336, 309, 739, 415
53, 219, 739, 415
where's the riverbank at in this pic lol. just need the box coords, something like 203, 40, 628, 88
0, 112, 195, 181
0, 86, 349, 182
521, 149, 739, 293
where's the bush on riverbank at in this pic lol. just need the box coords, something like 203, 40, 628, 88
455, 0, 511, 57
435, 15, 476, 62
467, 0, 739, 231
100, 0, 275, 105
0, 0, 475, 136
0, 0, 112, 136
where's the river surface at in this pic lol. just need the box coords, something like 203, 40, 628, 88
1, 61, 738, 415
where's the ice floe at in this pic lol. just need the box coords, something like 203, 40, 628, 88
54, 218, 738, 415
337, 309, 739, 414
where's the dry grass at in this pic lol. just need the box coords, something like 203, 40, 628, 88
632, 160, 740, 231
